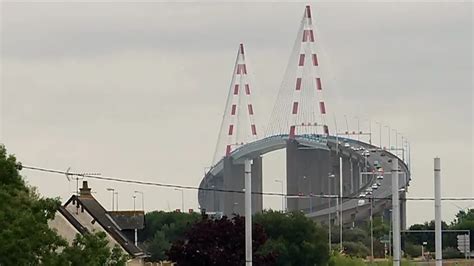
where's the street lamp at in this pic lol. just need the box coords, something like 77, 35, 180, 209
134, 190, 145, 211
354, 116, 360, 141
370, 194, 374, 262
175, 188, 184, 211
106, 188, 115, 211
365, 118, 372, 145
132, 195, 137, 212
392, 129, 399, 155
375, 121, 382, 148
114, 191, 119, 210
328, 173, 336, 252
344, 115, 350, 137
384, 125, 391, 149
274, 179, 285, 212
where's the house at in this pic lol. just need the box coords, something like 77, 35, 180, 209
49, 181, 146, 265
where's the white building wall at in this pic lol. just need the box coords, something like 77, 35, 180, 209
48, 212, 81, 245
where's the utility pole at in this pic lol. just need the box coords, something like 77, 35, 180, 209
392, 158, 400, 266
133, 195, 137, 247
339, 157, 343, 252
434, 158, 442, 266
370, 195, 374, 262
328, 173, 336, 253
244, 159, 252, 266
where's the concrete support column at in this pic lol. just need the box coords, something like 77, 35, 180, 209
223, 157, 262, 216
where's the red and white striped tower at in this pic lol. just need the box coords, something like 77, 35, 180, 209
266, 5, 329, 138
213, 44, 259, 164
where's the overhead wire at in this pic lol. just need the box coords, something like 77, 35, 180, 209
19, 164, 474, 202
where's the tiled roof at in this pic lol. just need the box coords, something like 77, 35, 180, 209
64, 194, 144, 257
108, 211, 145, 230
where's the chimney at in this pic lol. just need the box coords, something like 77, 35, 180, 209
79, 180, 92, 196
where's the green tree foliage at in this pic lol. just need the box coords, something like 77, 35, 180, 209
404, 242, 422, 258
342, 241, 370, 258
450, 209, 474, 248
0, 145, 67, 264
0, 145, 129, 265
254, 210, 329, 266
60, 232, 129, 266
139, 211, 200, 261
167, 215, 275, 266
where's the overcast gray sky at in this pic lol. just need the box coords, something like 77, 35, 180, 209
1, 1, 472, 225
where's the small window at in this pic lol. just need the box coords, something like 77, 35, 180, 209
231, 105, 237, 115
233, 84, 239, 95
228, 125, 234, 135
251, 124, 257, 135
245, 84, 251, 95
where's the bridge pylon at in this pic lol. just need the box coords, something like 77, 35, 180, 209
212, 43, 260, 165
266, 5, 330, 137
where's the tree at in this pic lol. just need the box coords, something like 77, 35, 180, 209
60, 232, 128, 266
450, 209, 474, 249
254, 210, 329, 266
0, 145, 129, 265
0, 145, 67, 265
140, 211, 200, 261
167, 215, 275, 266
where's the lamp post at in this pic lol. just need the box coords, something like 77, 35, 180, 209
392, 129, 399, 156
384, 125, 391, 149
389, 209, 392, 258
366, 118, 372, 145
275, 179, 285, 212
134, 190, 144, 211
344, 115, 350, 137
370, 194, 374, 262
133, 195, 136, 212
114, 191, 119, 210
175, 188, 184, 211
328, 173, 336, 252
375, 121, 382, 148
401, 136, 405, 162
106, 188, 115, 211
354, 116, 360, 141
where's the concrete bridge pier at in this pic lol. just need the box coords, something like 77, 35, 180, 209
286, 140, 331, 212
222, 156, 263, 216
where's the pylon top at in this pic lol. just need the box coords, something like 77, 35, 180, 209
212, 43, 259, 164
266, 5, 330, 138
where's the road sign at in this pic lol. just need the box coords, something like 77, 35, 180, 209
457, 234, 470, 253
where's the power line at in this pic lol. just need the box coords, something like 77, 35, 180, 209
19, 164, 474, 201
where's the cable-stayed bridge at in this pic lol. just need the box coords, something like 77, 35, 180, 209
198, 5, 411, 227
